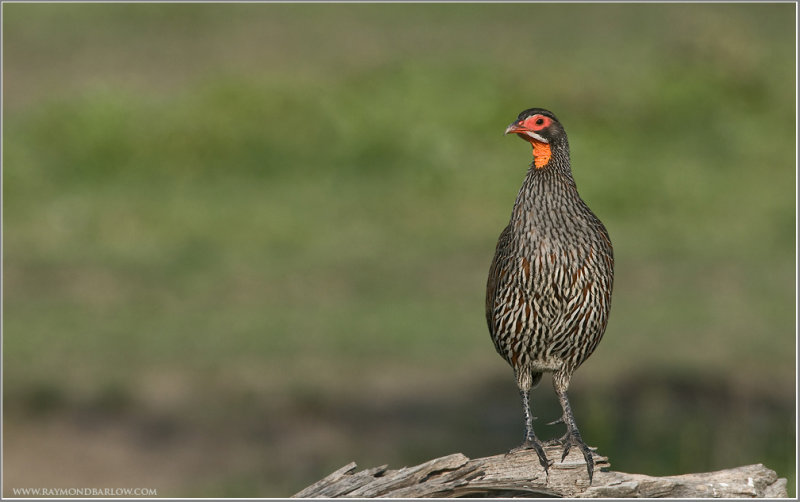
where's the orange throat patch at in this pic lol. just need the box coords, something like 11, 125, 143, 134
530, 140, 551, 169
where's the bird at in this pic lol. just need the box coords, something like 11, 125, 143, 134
485, 108, 614, 483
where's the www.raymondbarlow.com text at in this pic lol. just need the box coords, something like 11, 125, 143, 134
12, 487, 157, 497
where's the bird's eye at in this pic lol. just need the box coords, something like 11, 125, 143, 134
535, 118, 544, 125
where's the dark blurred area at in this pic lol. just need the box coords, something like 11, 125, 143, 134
2, 3, 795, 497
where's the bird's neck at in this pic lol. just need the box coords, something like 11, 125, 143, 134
526, 136, 571, 174
513, 142, 577, 213
527, 139, 574, 184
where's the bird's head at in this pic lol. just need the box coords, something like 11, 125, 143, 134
504, 108, 566, 169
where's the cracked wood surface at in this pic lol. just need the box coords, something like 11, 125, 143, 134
294, 445, 788, 498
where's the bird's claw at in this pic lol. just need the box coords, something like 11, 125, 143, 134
543, 431, 596, 483
508, 437, 552, 475
563, 432, 595, 483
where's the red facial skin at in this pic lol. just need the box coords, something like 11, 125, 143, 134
506, 114, 553, 168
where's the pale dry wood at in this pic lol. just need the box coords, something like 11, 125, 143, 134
294, 445, 788, 498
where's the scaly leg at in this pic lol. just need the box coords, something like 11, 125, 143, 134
508, 387, 550, 474
550, 371, 595, 483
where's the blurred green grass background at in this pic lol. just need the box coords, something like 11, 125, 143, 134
3, 3, 795, 497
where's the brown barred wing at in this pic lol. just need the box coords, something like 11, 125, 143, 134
545, 234, 614, 371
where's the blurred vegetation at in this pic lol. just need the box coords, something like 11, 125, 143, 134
3, 3, 795, 497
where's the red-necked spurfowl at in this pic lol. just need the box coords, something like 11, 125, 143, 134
486, 108, 614, 482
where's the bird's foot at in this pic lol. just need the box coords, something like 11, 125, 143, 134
507, 437, 552, 475
546, 429, 596, 483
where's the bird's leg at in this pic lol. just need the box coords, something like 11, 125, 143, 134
550, 372, 595, 483
508, 388, 550, 474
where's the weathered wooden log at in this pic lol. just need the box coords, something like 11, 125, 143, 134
294, 445, 788, 498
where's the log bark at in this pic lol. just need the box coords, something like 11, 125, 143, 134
294, 445, 788, 498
